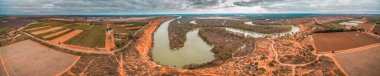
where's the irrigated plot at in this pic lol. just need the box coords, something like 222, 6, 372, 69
0, 40, 79, 76
43, 29, 72, 39
333, 44, 380, 76
313, 32, 380, 53
31, 26, 63, 35
64, 25, 106, 48
50, 30, 83, 44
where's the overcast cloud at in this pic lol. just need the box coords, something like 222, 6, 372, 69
0, 0, 379, 15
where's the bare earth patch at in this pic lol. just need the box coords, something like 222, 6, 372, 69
50, 30, 83, 44
31, 26, 63, 35
0, 40, 79, 76
333, 44, 380, 76
313, 32, 380, 53
43, 29, 71, 39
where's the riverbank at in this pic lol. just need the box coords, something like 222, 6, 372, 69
168, 18, 292, 50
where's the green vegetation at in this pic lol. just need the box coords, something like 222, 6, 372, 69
111, 21, 149, 26
23, 22, 49, 30
368, 18, 380, 26
22, 19, 143, 49
0, 19, 8, 22
0, 27, 11, 34
65, 24, 94, 30
24, 20, 67, 30
315, 24, 365, 33
317, 24, 344, 30
127, 21, 149, 26
64, 25, 107, 48
46, 29, 75, 40
35, 28, 67, 38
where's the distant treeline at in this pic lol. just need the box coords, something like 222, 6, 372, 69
315, 28, 365, 33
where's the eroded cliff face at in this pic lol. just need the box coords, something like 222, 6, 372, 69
123, 18, 173, 74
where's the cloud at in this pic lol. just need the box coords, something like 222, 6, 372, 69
0, 0, 379, 14
233, 0, 284, 7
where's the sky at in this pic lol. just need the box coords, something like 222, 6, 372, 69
0, 0, 379, 15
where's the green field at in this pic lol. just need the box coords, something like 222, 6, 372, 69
45, 29, 75, 40
22, 19, 134, 49
0, 27, 11, 34
24, 20, 56, 30
64, 25, 107, 48
35, 28, 67, 38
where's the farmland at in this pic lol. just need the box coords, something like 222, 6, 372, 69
0, 19, 33, 35
313, 32, 380, 53
0, 27, 11, 34
0, 40, 79, 76
333, 44, 380, 76
64, 25, 107, 48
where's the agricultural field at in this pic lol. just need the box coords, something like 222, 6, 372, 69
0, 19, 33, 35
22, 19, 107, 49
333, 45, 380, 76
313, 32, 380, 53
64, 25, 107, 48
0, 27, 12, 34
0, 40, 78, 76
24, 24, 77, 40
18, 17, 152, 51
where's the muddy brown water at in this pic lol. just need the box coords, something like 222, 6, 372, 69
152, 17, 214, 68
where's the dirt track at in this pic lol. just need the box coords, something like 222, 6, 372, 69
0, 56, 9, 76
105, 32, 115, 51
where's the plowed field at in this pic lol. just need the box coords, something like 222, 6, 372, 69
313, 32, 380, 53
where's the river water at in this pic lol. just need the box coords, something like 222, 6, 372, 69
152, 17, 214, 68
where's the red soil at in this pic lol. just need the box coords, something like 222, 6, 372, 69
31, 26, 63, 35
0, 40, 78, 76
105, 32, 115, 51
333, 44, 380, 76
313, 32, 380, 53
42, 29, 71, 39
50, 30, 83, 44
